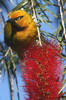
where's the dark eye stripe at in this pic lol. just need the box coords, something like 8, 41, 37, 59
13, 16, 24, 21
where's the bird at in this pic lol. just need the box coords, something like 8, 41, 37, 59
4, 10, 38, 53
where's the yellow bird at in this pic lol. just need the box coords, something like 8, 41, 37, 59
4, 10, 38, 53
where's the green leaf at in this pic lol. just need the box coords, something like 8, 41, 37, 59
58, 83, 66, 94
37, 13, 52, 28
62, 70, 66, 75
43, 0, 59, 7
54, 23, 63, 35
44, 8, 58, 18
9, 0, 28, 15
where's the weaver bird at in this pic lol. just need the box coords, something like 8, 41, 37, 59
4, 10, 38, 53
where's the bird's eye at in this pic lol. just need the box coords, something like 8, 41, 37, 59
13, 16, 24, 21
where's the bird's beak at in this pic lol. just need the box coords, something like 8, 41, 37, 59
6, 18, 14, 23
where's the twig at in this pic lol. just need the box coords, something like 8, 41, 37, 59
10, 51, 20, 100
8, 70, 14, 100
58, 0, 66, 39
9, 0, 15, 7
15, 72, 20, 100
0, 47, 20, 100
0, 48, 14, 100
30, 0, 42, 46
1, 47, 11, 64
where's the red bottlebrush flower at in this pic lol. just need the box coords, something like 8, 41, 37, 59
21, 41, 63, 100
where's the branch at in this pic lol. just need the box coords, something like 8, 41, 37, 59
30, 0, 42, 46
58, 0, 66, 39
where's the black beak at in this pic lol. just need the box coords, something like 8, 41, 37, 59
6, 18, 14, 23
